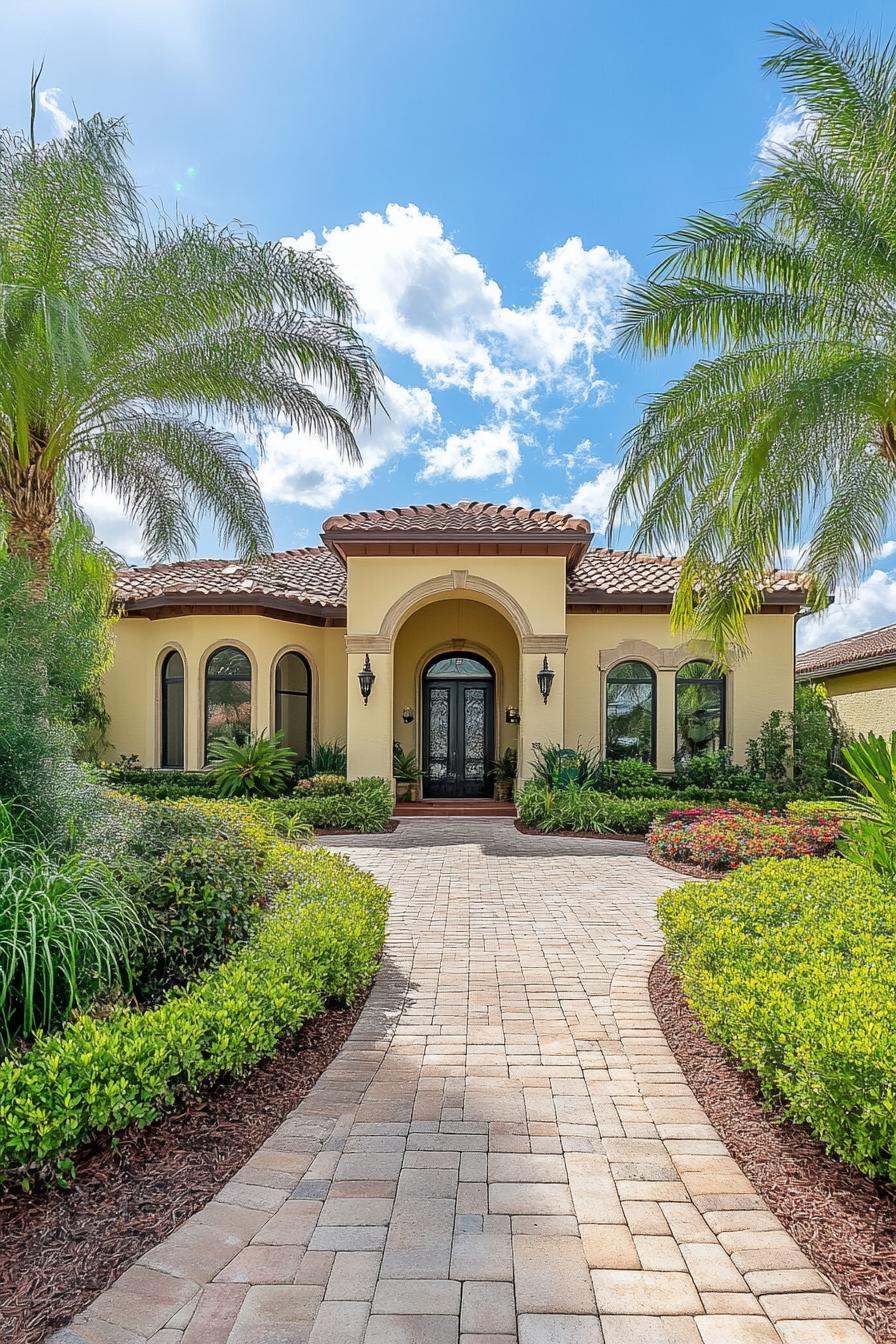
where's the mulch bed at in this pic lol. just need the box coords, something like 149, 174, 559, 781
648, 853, 716, 879
514, 820, 647, 841
0, 993, 368, 1344
650, 956, 896, 1344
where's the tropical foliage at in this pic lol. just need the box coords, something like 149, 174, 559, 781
0, 840, 388, 1185
609, 24, 896, 658
837, 731, 896, 884
256, 776, 393, 833
207, 730, 297, 797
660, 857, 896, 1179
0, 107, 381, 586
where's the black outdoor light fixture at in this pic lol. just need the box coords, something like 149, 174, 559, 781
358, 654, 375, 705
537, 656, 555, 704
401, 706, 414, 724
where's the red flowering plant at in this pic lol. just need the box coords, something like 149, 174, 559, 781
647, 804, 842, 873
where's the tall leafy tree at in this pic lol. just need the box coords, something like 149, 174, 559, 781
609, 23, 896, 661
0, 95, 381, 590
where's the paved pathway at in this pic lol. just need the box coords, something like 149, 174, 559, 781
59, 819, 871, 1344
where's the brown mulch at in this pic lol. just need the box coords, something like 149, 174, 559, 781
648, 853, 716, 879
514, 820, 647, 841
0, 993, 368, 1344
649, 956, 896, 1344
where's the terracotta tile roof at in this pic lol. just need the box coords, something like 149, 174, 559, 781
322, 500, 592, 536
567, 549, 804, 601
115, 546, 346, 609
114, 505, 804, 614
796, 623, 896, 676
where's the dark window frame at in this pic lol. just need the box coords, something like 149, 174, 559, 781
204, 645, 253, 763
605, 659, 657, 765
274, 651, 312, 761
160, 648, 185, 770
675, 659, 726, 757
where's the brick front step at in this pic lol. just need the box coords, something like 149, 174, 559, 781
394, 799, 517, 817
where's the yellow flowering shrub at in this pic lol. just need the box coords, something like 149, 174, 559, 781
659, 856, 896, 1179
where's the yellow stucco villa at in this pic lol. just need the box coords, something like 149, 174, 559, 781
104, 501, 804, 793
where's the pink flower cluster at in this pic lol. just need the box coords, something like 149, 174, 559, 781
647, 804, 842, 872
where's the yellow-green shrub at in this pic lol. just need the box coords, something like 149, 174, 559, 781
0, 845, 388, 1185
659, 857, 896, 1179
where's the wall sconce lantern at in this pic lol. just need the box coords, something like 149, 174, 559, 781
358, 654, 375, 705
505, 706, 521, 725
537, 656, 555, 704
401, 706, 414, 724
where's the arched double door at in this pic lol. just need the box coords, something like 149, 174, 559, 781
422, 652, 495, 798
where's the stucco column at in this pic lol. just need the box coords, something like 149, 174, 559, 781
655, 666, 677, 773
345, 641, 394, 783
518, 644, 565, 782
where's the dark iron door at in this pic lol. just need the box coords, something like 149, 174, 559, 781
423, 676, 494, 797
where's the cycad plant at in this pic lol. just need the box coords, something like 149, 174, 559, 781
609, 23, 896, 660
837, 732, 896, 884
207, 730, 297, 798
0, 99, 381, 591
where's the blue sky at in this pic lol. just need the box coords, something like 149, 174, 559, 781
2, 0, 893, 649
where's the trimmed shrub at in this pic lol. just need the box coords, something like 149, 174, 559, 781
258, 777, 392, 833
118, 797, 275, 999
647, 804, 840, 871
659, 857, 896, 1180
516, 782, 672, 835
103, 768, 218, 801
0, 845, 388, 1185
294, 773, 351, 797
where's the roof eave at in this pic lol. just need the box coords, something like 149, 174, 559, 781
796, 650, 896, 680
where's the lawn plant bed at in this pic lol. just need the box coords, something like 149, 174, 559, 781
514, 819, 648, 841
647, 802, 842, 874
0, 994, 368, 1344
650, 956, 896, 1344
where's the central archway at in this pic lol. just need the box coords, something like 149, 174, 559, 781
422, 651, 495, 798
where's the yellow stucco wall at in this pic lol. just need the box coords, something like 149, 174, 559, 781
102, 555, 797, 783
810, 665, 896, 738
103, 614, 346, 770
565, 611, 796, 771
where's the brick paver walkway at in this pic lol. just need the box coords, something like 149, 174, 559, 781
58, 819, 871, 1344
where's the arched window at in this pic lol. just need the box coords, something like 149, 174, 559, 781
205, 646, 252, 761
606, 661, 656, 763
160, 650, 185, 769
676, 660, 725, 757
274, 652, 312, 761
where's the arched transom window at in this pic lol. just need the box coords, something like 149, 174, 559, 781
205, 646, 252, 760
676, 660, 725, 757
606, 660, 656, 763
274, 652, 312, 761
160, 649, 185, 769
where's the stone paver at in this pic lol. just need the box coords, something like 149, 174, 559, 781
57, 819, 871, 1344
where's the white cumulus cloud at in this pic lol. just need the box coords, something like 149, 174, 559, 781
284, 205, 632, 419
556, 463, 621, 531
798, 568, 896, 650
78, 482, 144, 563
38, 88, 75, 138
257, 376, 438, 511
758, 101, 818, 164
419, 422, 521, 484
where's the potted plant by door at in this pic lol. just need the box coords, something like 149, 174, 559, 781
488, 748, 518, 802
393, 744, 424, 802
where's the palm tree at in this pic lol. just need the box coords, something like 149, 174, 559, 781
0, 103, 381, 592
609, 23, 896, 662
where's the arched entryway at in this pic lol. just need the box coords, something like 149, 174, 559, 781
422, 651, 495, 797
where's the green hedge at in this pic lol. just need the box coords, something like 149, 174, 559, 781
659, 857, 896, 1180
517, 782, 673, 834
256, 777, 393, 833
0, 845, 388, 1184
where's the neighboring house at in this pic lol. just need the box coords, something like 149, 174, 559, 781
104, 501, 804, 792
796, 624, 896, 738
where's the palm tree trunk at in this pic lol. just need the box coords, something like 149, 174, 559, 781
881, 421, 896, 463
0, 463, 57, 598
